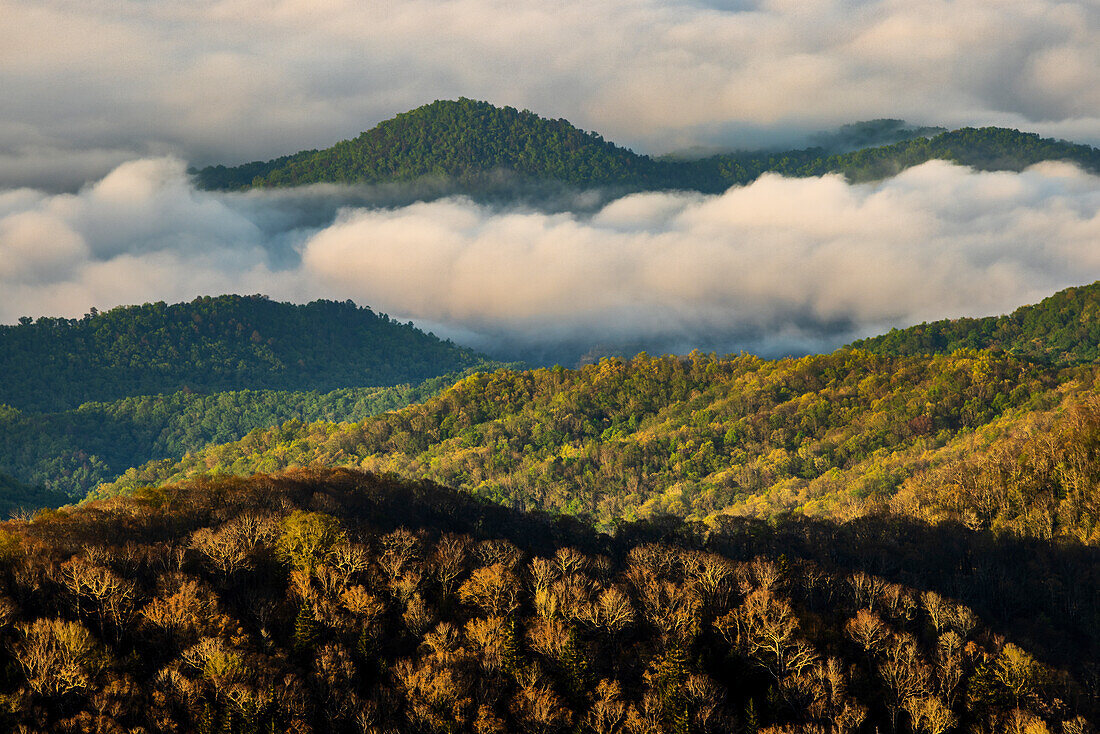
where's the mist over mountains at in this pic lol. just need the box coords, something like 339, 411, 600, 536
3, 157, 1100, 364
4, 4, 1100, 731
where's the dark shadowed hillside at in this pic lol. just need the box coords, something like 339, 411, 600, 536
0, 470, 68, 518
0, 469, 1093, 733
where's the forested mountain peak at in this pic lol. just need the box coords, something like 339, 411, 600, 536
196, 98, 658, 190
851, 280, 1100, 364
194, 99, 1100, 193
0, 295, 487, 412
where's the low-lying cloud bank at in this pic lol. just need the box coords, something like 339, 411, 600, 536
2, 158, 1099, 364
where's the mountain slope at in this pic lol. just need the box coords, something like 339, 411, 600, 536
1, 468, 1093, 733
195, 99, 1100, 193
0, 367, 512, 501
851, 281, 1100, 364
95, 349, 1091, 537
0, 295, 487, 413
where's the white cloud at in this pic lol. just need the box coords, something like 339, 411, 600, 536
2, 157, 1100, 362
296, 160, 1100, 360
1, 0, 1098, 189
0, 159, 308, 321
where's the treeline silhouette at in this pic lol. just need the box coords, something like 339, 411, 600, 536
0, 469, 1093, 733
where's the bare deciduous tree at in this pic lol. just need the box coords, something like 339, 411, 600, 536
16, 618, 101, 698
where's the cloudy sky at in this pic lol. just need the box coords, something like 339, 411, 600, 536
2, 0, 1099, 361
4, 0, 1100, 189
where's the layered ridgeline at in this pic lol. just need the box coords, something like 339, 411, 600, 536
0, 368, 509, 501
95, 349, 1088, 537
97, 281, 1100, 543
2, 469, 1095, 733
0, 295, 508, 511
0, 295, 486, 413
195, 98, 1100, 192
853, 281, 1100, 364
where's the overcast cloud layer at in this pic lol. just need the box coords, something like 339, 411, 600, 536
2, 159, 1099, 363
2, 0, 1100, 189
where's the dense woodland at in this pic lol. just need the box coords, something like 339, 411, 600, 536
96, 349, 1098, 542
853, 282, 1100, 365
0, 367, 511, 501
194, 99, 1100, 194
8, 282, 1100, 550
0, 295, 486, 413
0, 469, 1094, 733
91, 282, 1100, 545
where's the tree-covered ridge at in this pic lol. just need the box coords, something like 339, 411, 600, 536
195, 99, 1100, 193
1, 469, 1094, 733
96, 349, 1091, 538
0, 295, 488, 412
688, 126, 1100, 187
197, 98, 663, 189
851, 281, 1100, 364
0, 366, 514, 502
890, 388, 1100, 543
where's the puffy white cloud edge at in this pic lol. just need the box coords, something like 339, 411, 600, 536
2, 157, 1099, 359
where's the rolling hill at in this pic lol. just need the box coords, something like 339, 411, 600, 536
93, 348, 1090, 537
195, 98, 663, 190
0, 294, 487, 413
195, 99, 1100, 193
92, 282, 1100, 544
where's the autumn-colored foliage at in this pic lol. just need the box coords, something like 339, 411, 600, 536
0, 468, 1093, 733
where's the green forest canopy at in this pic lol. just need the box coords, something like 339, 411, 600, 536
0, 366, 515, 502
94, 347, 1100, 544
195, 98, 1100, 193
77, 280, 1100, 544
10, 280, 1100, 538
852, 280, 1100, 364
0, 294, 488, 413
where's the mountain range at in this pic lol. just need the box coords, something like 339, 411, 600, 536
2, 103, 1100, 732
195, 99, 1100, 194
5, 281, 1100, 543
3, 289, 1097, 734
